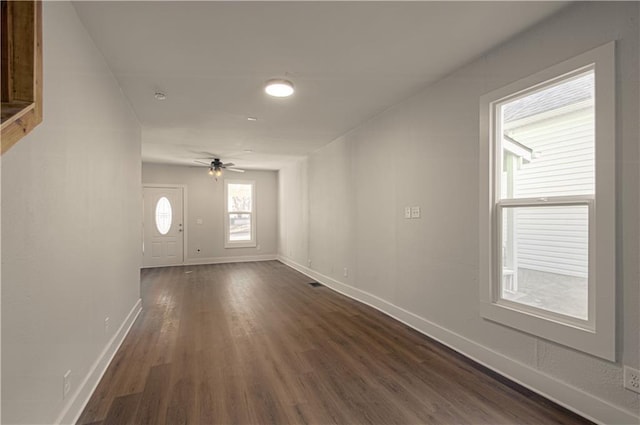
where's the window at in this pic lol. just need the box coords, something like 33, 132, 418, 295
224, 180, 256, 248
479, 42, 615, 360
155, 196, 172, 235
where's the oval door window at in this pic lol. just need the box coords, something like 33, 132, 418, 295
155, 196, 172, 235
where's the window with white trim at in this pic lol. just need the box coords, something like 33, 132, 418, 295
224, 180, 256, 248
479, 42, 615, 360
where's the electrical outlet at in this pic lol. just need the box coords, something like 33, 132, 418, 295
104, 317, 110, 334
624, 366, 640, 393
343, 267, 348, 277
308, 259, 312, 267
63, 370, 71, 399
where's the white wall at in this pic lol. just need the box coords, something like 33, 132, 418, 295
142, 163, 277, 264
1, 2, 142, 424
279, 2, 640, 423
278, 159, 309, 266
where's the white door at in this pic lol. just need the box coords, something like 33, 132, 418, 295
143, 186, 184, 267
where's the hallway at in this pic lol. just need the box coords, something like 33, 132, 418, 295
77, 261, 588, 424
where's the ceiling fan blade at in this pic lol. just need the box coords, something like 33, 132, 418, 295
227, 168, 245, 173
222, 162, 235, 167
194, 160, 212, 166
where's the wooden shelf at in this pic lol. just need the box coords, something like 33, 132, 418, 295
1, 0, 42, 154
1, 101, 33, 123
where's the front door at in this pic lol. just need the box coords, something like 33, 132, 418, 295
143, 186, 184, 267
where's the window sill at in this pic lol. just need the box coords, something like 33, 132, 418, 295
224, 242, 257, 249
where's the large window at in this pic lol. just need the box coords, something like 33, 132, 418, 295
224, 180, 256, 248
479, 42, 615, 360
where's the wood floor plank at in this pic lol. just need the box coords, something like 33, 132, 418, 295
134, 363, 172, 425
78, 261, 591, 425
102, 393, 141, 425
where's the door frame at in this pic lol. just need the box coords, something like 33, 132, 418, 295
142, 184, 188, 267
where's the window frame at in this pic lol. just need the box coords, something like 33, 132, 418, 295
224, 179, 257, 248
479, 42, 615, 361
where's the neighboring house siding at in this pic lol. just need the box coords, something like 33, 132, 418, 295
514, 206, 589, 277
507, 104, 593, 277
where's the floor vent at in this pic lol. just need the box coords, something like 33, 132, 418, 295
308, 281, 323, 287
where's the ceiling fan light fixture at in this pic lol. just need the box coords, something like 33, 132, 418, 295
264, 79, 294, 97
208, 167, 215, 176
214, 168, 223, 177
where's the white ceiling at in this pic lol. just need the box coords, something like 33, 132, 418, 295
73, 1, 568, 170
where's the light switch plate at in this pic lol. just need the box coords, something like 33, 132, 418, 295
411, 206, 421, 218
404, 207, 412, 219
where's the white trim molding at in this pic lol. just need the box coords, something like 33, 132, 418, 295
184, 254, 277, 266
224, 179, 257, 248
140, 254, 277, 268
55, 299, 143, 425
277, 255, 639, 425
479, 42, 616, 361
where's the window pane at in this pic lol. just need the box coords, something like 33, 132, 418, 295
501, 205, 588, 320
228, 183, 252, 212
229, 213, 251, 241
500, 71, 594, 199
155, 196, 172, 235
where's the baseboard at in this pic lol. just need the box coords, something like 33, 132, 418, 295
54, 298, 143, 425
184, 254, 277, 266
142, 254, 278, 269
277, 255, 639, 425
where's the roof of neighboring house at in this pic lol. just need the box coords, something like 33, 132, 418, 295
504, 72, 593, 123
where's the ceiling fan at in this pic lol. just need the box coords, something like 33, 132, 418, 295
195, 158, 245, 179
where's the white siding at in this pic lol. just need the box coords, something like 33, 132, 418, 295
509, 106, 593, 276
514, 206, 589, 277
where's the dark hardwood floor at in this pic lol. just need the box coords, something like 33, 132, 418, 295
78, 261, 590, 425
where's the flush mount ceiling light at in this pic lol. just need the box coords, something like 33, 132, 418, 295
264, 79, 294, 97
154, 92, 167, 101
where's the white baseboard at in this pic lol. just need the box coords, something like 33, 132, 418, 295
55, 298, 143, 425
277, 255, 639, 425
142, 254, 278, 269
184, 254, 277, 266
